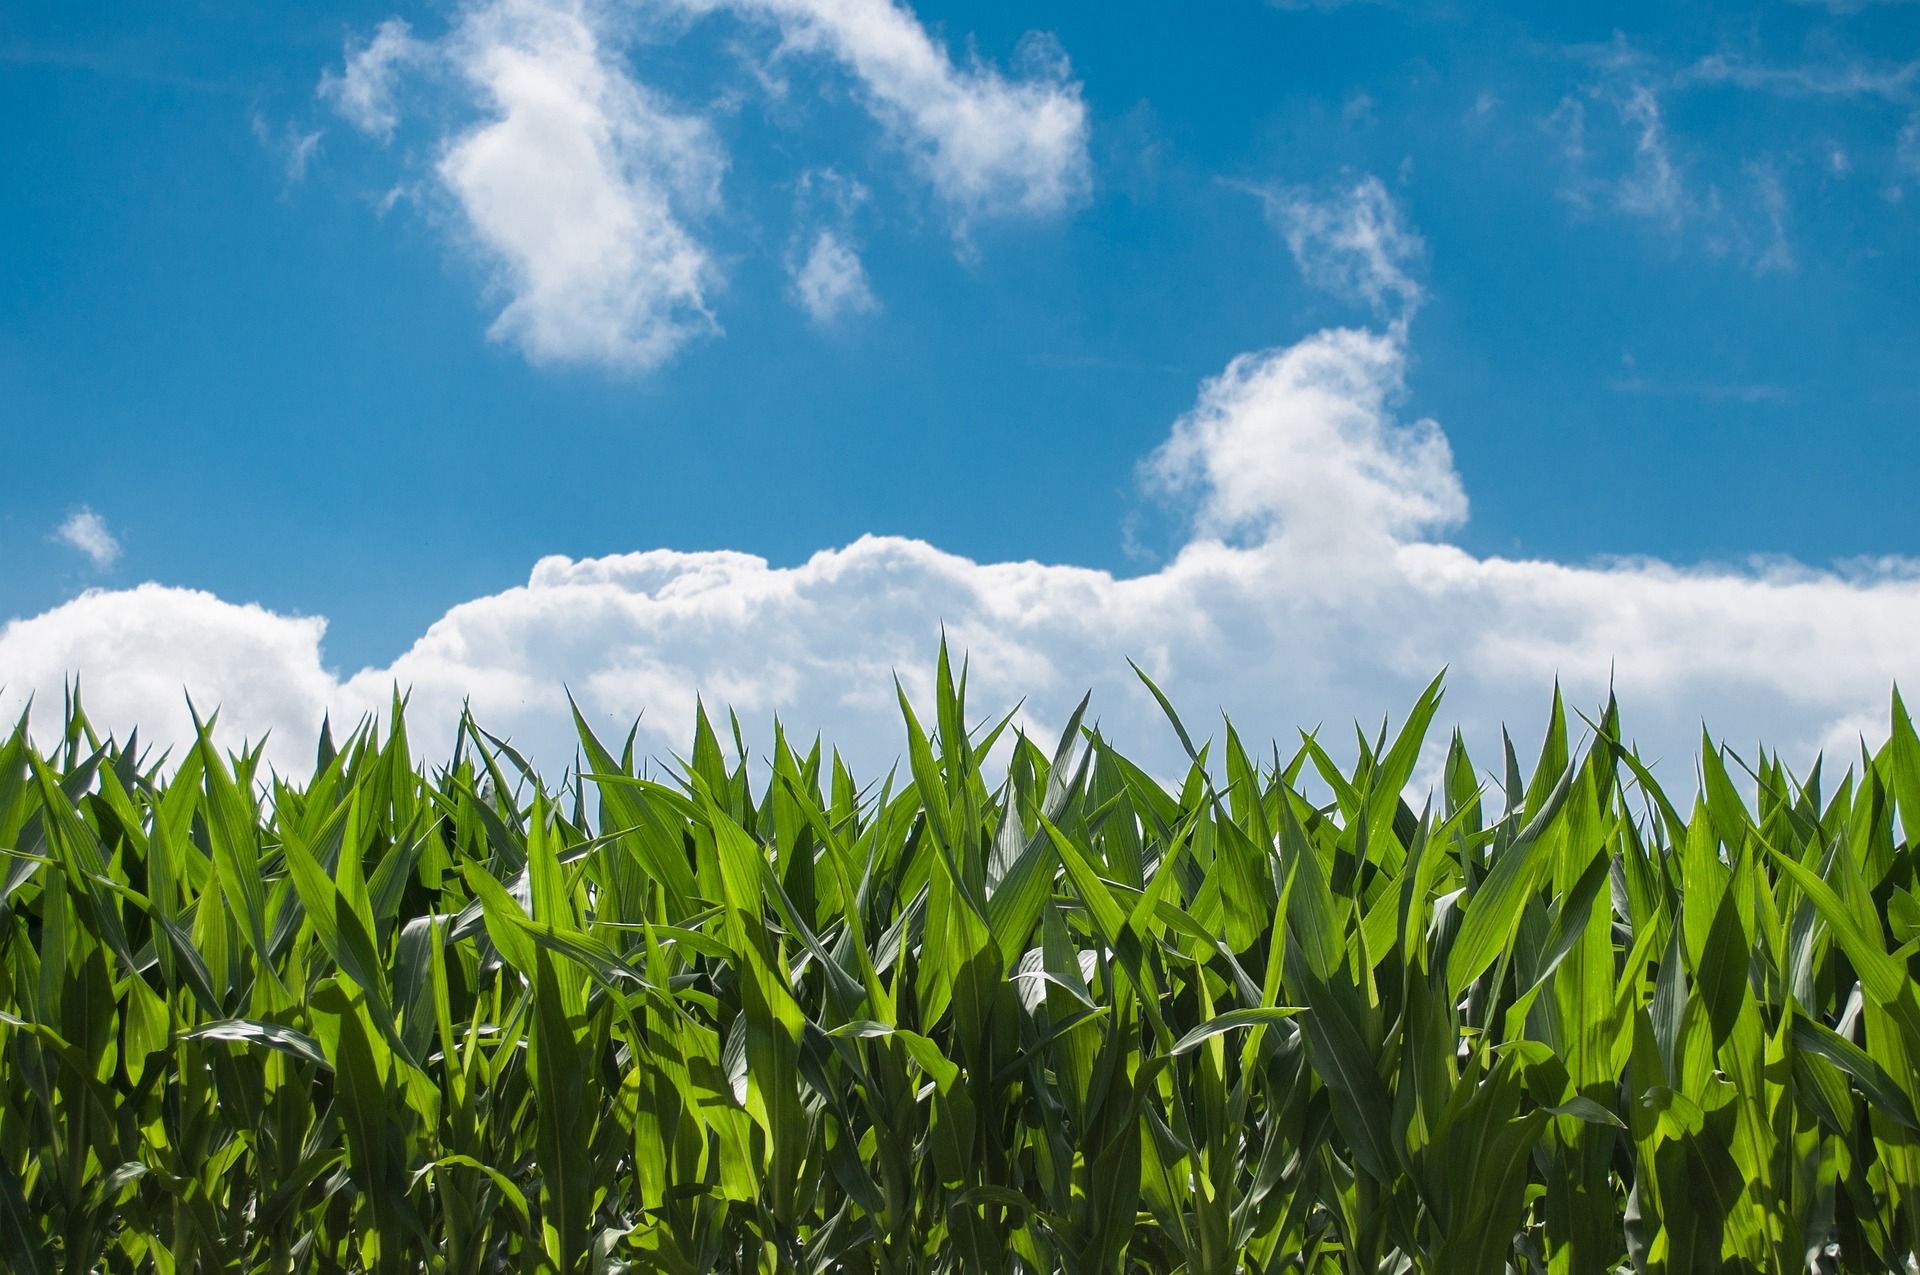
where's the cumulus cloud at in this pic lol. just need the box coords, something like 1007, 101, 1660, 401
7, 311, 1918, 791
314, 0, 1088, 370
789, 229, 878, 321
10, 168, 1910, 786
53, 509, 121, 569
318, 18, 426, 140
437, 0, 725, 369
1145, 327, 1462, 554
1, 587, 331, 756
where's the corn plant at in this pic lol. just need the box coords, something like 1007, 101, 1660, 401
4, 649, 1920, 1272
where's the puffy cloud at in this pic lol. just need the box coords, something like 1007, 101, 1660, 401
6, 320, 1918, 790
318, 18, 427, 140
1144, 327, 1463, 555
0, 586, 333, 757
53, 509, 121, 568
437, 0, 724, 369
314, 0, 1088, 370
789, 228, 878, 321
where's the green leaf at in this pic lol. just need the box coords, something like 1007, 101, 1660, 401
182, 1018, 331, 1070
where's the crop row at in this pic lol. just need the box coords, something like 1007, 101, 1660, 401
4, 652, 1920, 1272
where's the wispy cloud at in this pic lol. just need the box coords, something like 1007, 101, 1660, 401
53, 509, 121, 568
1613, 84, 1685, 224
249, 112, 323, 184
1547, 36, 1815, 275
317, 18, 425, 141
1678, 52, 1920, 103
1551, 39, 1686, 227
1609, 349, 1793, 404
1786, 0, 1920, 13
1245, 175, 1425, 321
784, 167, 878, 321
789, 229, 879, 322
1609, 376, 1792, 404
729, 0, 1091, 226
1747, 160, 1795, 275
0, 43, 243, 94
1900, 114, 1920, 173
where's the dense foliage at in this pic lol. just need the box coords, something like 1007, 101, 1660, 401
6, 652, 1920, 1272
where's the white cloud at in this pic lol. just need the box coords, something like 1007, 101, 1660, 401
1609, 374, 1789, 404
315, 0, 1087, 369
318, 18, 427, 140
8, 317, 1918, 792
0, 586, 333, 758
249, 113, 324, 185
789, 229, 879, 321
1250, 175, 1425, 320
1611, 84, 1685, 225
1144, 327, 1463, 554
287, 131, 323, 182
1550, 42, 1807, 275
728, 0, 1091, 223
1679, 53, 1920, 103
438, 0, 725, 370
1787, 0, 1920, 15
1747, 161, 1795, 275
53, 509, 121, 569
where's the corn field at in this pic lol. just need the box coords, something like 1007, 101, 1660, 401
6, 652, 1920, 1273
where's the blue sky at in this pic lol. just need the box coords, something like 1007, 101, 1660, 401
4, 0, 1920, 777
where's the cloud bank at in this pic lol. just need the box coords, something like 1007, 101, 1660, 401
8, 313, 1917, 788
14, 179, 1912, 790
